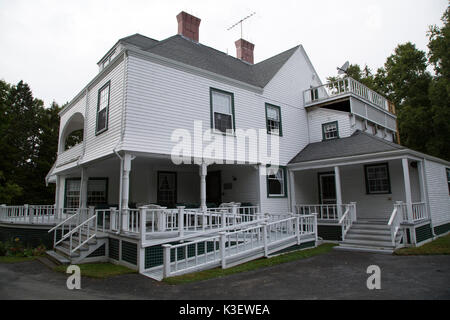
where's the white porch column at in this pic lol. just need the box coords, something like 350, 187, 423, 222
417, 161, 426, 203
80, 167, 88, 209
334, 166, 343, 217
121, 154, 133, 210
199, 161, 208, 211
289, 170, 296, 213
401, 158, 413, 222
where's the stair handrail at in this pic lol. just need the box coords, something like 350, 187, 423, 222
48, 209, 81, 234
338, 205, 351, 241
68, 214, 97, 254
388, 202, 403, 247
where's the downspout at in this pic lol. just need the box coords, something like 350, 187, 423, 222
113, 49, 128, 218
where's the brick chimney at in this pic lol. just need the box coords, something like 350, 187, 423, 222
176, 11, 201, 42
235, 39, 255, 64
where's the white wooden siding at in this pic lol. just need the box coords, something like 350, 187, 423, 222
307, 108, 352, 143
424, 160, 450, 226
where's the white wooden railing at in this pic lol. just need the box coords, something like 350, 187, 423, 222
339, 203, 357, 241
0, 205, 79, 224
65, 214, 97, 255
161, 214, 317, 278
388, 202, 404, 247
399, 201, 428, 223
295, 204, 351, 220
48, 208, 92, 248
303, 77, 395, 113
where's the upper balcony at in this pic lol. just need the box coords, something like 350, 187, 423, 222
303, 77, 397, 132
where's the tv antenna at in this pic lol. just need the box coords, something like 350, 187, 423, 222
337, 61, 349, 75
227, 12, 256, 39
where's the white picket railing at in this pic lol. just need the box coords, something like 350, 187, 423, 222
0, 205, 79, 224
303, 77, 394, 113
295, 204, 349, 220
65, 214, 97, 255
412, 202, 427, 222
161, 214, 317, 278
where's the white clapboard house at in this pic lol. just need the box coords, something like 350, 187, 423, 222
1, 11, 449, 280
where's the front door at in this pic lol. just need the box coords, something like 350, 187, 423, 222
157, 171, 177, 208
206, 171, 222, 206
319, 173, 336, 204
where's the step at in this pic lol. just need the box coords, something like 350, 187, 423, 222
347, 229, 391, 236
59, 241, 90, 252
345, 234, 392, 242
342, 238, 395, 248
45, 250, 71, 265
335, 245, 394, 254
55, 246, 80, 258
350, 224, 390, 231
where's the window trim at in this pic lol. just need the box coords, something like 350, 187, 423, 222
64, 177, 109, 208
446, 168, 450, 195
210, 87, 236, 135
265, 103, 283, 136
364, 163, 391, 195
322, 121, 339, 141
95, 81, 111, 135
266, 166, 288, 198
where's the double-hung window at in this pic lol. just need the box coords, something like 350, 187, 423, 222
64, 178, 108, 208
446, 168, 450, 195
267, 167, 287, 197
65, 179, 81, 208
365, 163, 391, 194
210, 88, 235, 134
96, 82, 110, 134
322, 121, 339, 140
266, 104, 282, 136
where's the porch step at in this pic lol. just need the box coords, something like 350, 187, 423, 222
335, 244, 394, 254
55, 245, 80, 258
350, 223, 390, 231
346, 229, 391, 236
344, 233, 392, 242
37, 256, 59, 269
342, 238, 395, 248
45, 250, 71, 265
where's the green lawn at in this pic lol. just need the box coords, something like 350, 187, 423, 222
394, 234, 450, 255
0, 256, 38, 263
163, 243, 337, 285
54, 263, 136, 279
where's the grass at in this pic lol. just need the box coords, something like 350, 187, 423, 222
394, 233, 450, 255
163, 242, 337, 285
0, 256, 38, 263
54, 262, 136, 279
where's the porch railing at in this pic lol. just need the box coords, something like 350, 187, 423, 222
339, 203, 357, 241
295, 204, 350, 220
0, 205, 78, 224
303, 77, 395, 113
389, 202, 404, 247
400, 201, 428, 223
161, 214, 317, 278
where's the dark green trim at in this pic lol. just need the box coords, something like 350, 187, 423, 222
109, 238, 120, 260
322, 121, 339, 141
318, 225, 342, 241
95, 81, 111, 136
157, 171, 178, 208
265, 103, 283, 137
266, 165, 288, 198
415, 223, 433, 243
209, 87, 236, 134
121, 241, 137, 265
317, 171, 334, 204
434, 222, 450, 236
364, 162, 391, 195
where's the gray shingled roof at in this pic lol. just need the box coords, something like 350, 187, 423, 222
119, 34, 299, 88
289, 130, 407, 164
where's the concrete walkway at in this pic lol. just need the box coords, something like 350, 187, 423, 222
1, 249, 449, 299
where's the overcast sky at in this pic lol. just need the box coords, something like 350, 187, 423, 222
0, 0, 448, 106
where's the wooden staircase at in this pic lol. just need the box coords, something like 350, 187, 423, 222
337, 220, 403, 254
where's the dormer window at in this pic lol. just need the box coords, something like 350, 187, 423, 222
101, 49, 116, 70
322, 121, 339, 140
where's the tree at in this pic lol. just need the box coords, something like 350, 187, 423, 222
0, 79, 61, 204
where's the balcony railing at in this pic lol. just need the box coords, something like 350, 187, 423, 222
304, 77, 396, 114
56, 143, 83, 166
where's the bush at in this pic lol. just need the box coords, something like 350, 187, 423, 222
0, 239, 46, 257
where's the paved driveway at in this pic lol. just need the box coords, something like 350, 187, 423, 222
1, 249, 449, 300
